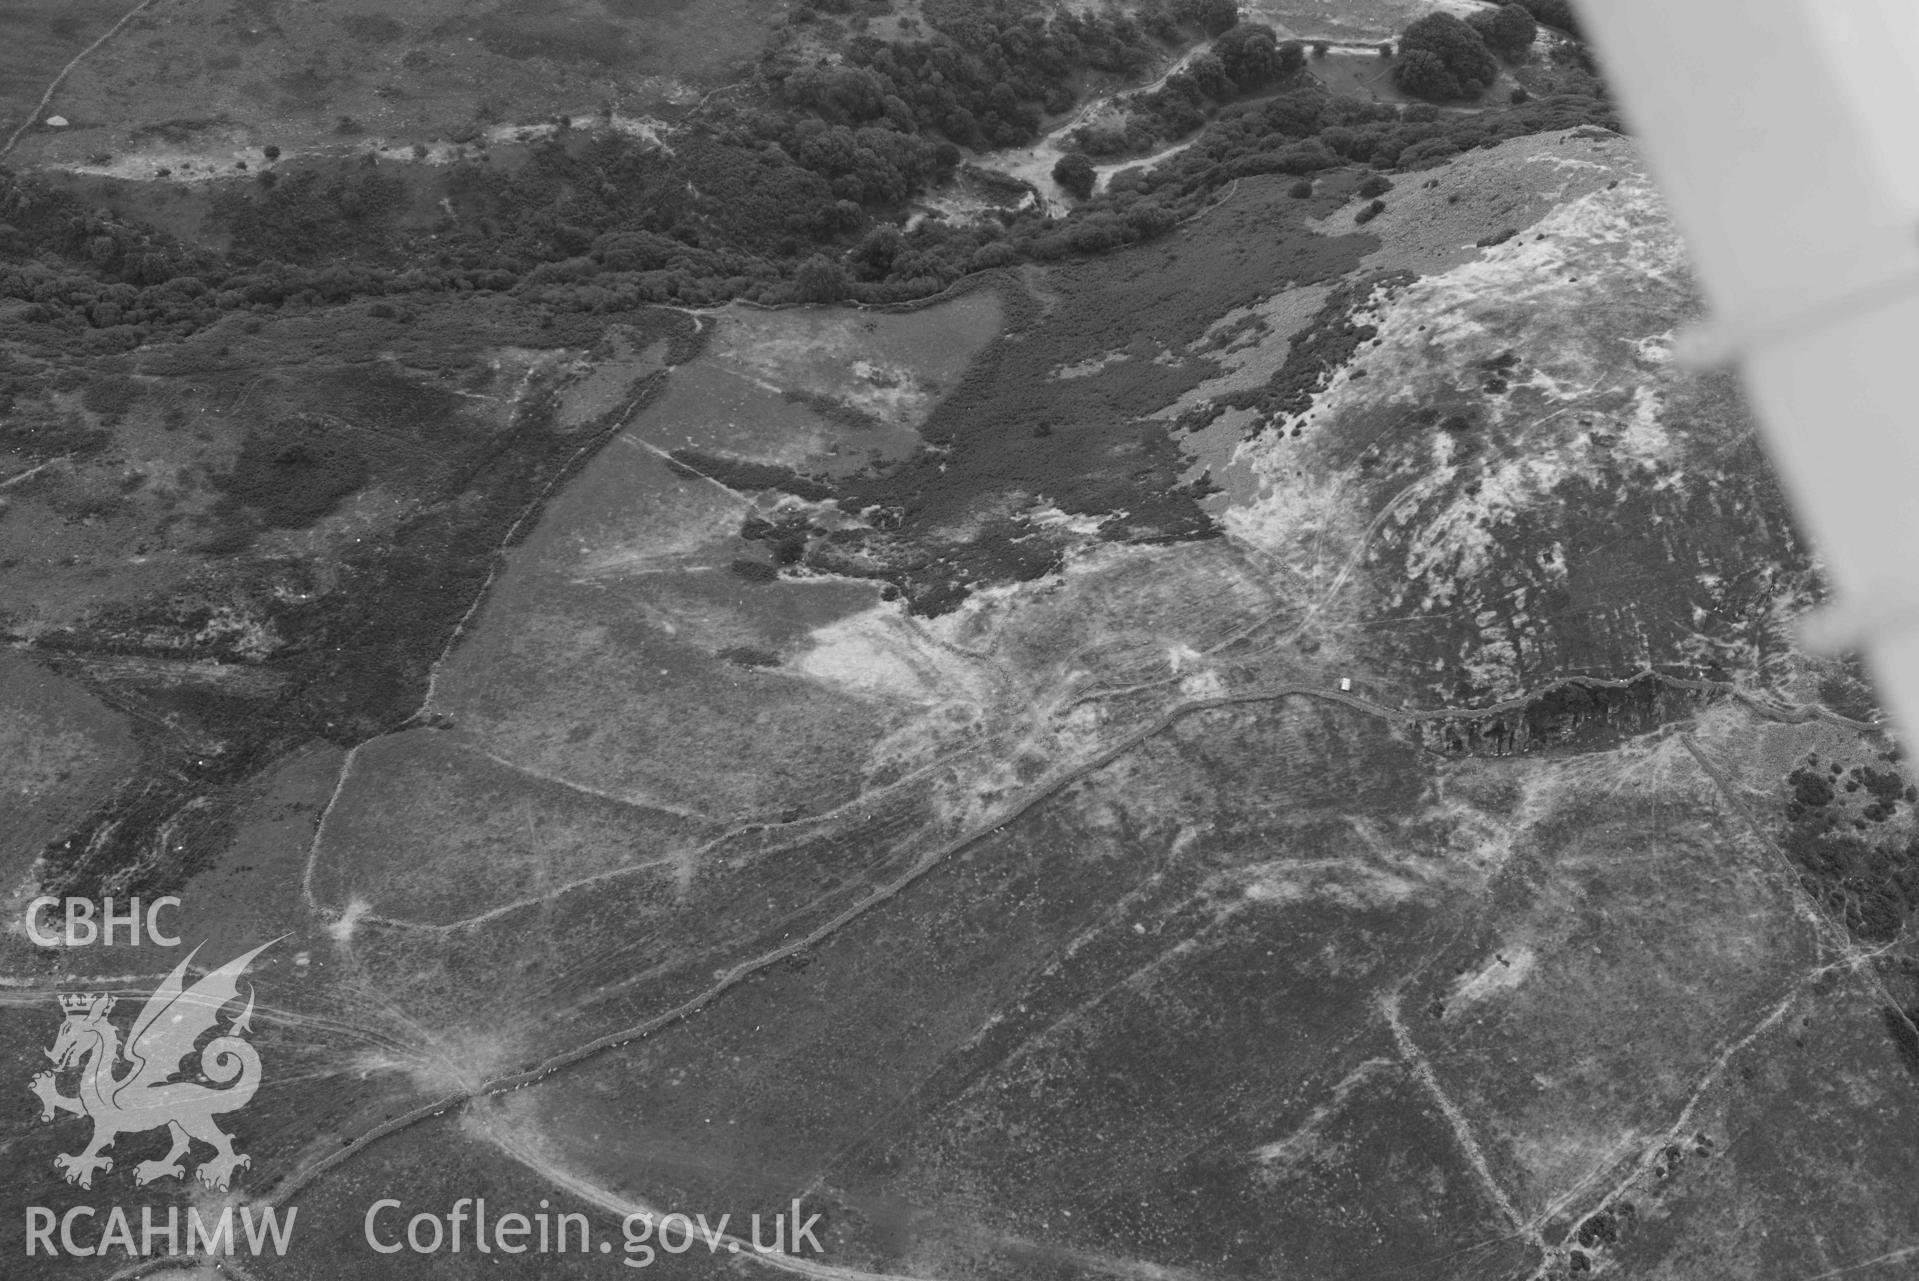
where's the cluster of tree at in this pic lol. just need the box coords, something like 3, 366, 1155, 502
1069, 23, 1306, 160
1171, 0, 1241, 38
1388, 1, 1586, 102
1513, 0, 1581, 39
1392, 12, 1501, 102
0, 174, 241, 343
0, 0, 1618, 340
1110, 85, 1563, 192
773, 0, 1275, 156
776, 4, 1168, 149
1212, 23, 1305, 89
426, 116, 975, 301
1780, 758, 1919, 943
1469, 4, 1539, 62
212, 166, 412, 264
0, 174, 205, 279
1011, 87, 1610, 276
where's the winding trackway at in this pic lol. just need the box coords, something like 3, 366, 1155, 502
264, 680, 1397, 1211
109, 693, 1875, 1281
87, 677, 1857, 1281
253, 667, 1880, 1219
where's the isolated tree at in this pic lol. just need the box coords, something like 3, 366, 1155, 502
1469, 3, 1538, 61
1312, 41, 1329, 58
1052, 151, 1096, 199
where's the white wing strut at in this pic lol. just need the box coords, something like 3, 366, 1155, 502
1579, 0, 1919, 734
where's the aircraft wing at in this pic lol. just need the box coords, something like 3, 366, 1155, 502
1579, 0, 1919, 734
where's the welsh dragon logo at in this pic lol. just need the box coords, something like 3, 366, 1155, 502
31, 940, 274, 1192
